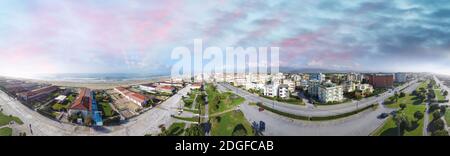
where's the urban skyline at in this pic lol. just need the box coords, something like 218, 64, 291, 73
1, 0, 450, 78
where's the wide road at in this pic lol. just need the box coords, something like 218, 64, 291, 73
0, 85, 191, 136
239, 100, 393, 136
218, 80, 418, 117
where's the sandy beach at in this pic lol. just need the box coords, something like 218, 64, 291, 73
3, 75, 172, 89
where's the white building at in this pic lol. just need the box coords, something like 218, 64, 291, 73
263, 84, 279, 97
282, 79, 296, 92
54, 95, 67, 103
356, 84, 374, 94
343, 81, 356, 93
278, 84, 290, 99
245, 82, 265, 91
318, 83, 344, 103
139, 84, 157, 93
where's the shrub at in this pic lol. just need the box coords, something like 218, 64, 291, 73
399, 103, 407, 110
429, 119, 445, 132
432, 111, 441, 120
413, 111, 424, 120
431, 130, 449, 136
232, 124, 248, 136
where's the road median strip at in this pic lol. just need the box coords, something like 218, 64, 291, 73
256, 103, 377, 121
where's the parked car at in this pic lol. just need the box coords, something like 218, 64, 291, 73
258, 107, 265, 112
259, 121, 266, 131
378, 113, 389, 119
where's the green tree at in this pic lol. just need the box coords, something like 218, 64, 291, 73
433, 111, 441, 120
394, 114, 411, 135
440, 106, 447, 115
399, 92, 406, 98
399, 103, 407, 110
232, 124, 248, 136
414, 111, 424, 120
429, 119, 445, 132
431, 130, 449, 136
185, 125, 205, 136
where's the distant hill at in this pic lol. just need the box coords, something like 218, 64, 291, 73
279, 67, 361, 73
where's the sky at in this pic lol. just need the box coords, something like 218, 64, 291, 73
0, 0, 450, 78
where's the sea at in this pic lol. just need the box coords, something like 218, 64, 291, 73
32, 73, 171, 83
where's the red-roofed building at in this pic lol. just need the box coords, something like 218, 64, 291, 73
114, 87, 148, 107
191, 83, 202, 90
156, 85, 175, 94
69, 88, 91, 117
17, 86, 58, 102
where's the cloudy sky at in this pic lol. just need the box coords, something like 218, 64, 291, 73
1, 0, 450, 78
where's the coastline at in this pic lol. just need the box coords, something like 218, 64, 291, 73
1, 75, 172, 89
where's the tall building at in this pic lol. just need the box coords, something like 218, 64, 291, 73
367, 74, 394, 88
395, 73, 408, 83
309, 73, 326, 82
318, 83, 344, 103
307, 80, 321, 97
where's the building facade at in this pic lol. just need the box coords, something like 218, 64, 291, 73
318, 83, 344, 103
395, 73, 408, 83
367, 74, 394, 88
278, 84, 290, 99
17, 85, 58, 102
309, 73, 326, 82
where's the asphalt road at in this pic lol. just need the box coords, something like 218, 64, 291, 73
219, 80, 418, 117
239, 100, 393, 136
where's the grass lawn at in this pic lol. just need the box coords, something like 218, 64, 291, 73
171, 115, 200, 122
373, 103, 426, 136
100, 102, 114, 117
183, 93, 196, 108
183, 108, 199, 114
206, 84, 245, 115
0, 112, 23, 126
384, 93, 424, 109
210, 111, 254, 136
445, 108, 450, 127
374, 92, 426, 135
0, 127, 13, 136
261, 95, 304, 105
51, 103, 69, 111
434, 89, 446, 101
164, 122, 186, 136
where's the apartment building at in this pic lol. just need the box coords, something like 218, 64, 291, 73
318, 83, 344, 103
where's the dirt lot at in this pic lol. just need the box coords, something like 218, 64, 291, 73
107, 90, 140, 119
